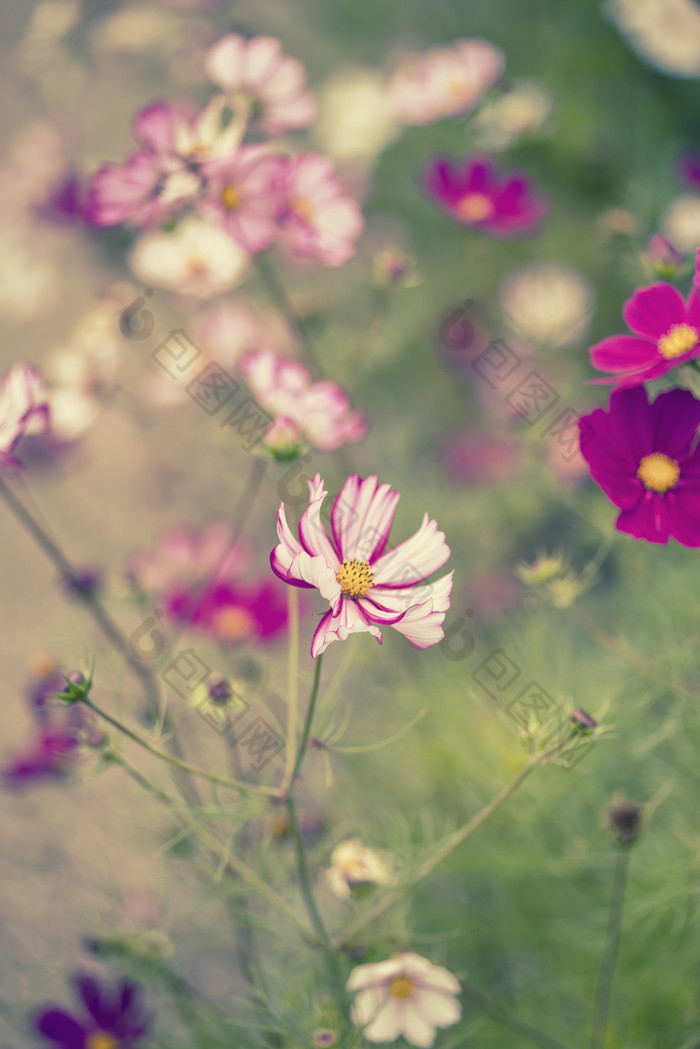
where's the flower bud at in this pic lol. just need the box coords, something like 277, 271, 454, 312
643, 234, 683, 279
607, 795, 643, 846
56, 670, 92, 704
570, 708, 597, 733
265, 416, 304, 461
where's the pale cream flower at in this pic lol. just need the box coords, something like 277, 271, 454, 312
325, 839, 392, 898
471, 79, 552, 151
347, 952, 461, 1047
607, 0, 700, 77
662, 195, 700, 252
500, 262, 593, 348
315, 68, 400, 164
129, 217, 249, 299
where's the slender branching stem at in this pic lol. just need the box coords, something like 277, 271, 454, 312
590, 849, 631, 1049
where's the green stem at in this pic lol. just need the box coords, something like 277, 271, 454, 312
288, 654, 323, 788
460, 981, 572, 1049
86, 698, 280, 798
255, 256, 326, 379
590, 849, 631, 1049
331, 741, 569, 950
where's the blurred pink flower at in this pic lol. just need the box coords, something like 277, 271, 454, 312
240, 349, 367, 452
190, 297, 294, 371
424, 155, 548, 237
0, 362, 51, 468
271, 474, 452, 658
127, 522, 288, 643
205, 34, 316, 134
388, 39, 505, 126
277, 154, 364, 267
443, 429, 520, 484
200, 146, 286, 253
87, 99, 241, 228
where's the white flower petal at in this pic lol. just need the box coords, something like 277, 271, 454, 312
372, 514, 450, 587
365, 997, 404, 1043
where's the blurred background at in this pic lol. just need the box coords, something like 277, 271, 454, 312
3, 0, 700, 1046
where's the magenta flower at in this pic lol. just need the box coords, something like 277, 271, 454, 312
589, 279, 700, 386
0, 362, 51, 468
578, 385, 700, 547
205, 34, 316, 135
239, 349, 367, 453
127, 522, 288, 643
36, 975, 149, 1048
278, 154, 363, 267
271, 474, 453, 658
200, 146, 286, 253
424, 155, 548, 237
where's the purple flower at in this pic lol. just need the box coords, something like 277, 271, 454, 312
423, 155, 548, 237
579, 385, 700, 547
36, 975, 149, 1049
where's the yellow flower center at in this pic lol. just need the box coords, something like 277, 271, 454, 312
391, 977, 414, 999
221, 184, 240, 209
637, 452, 680, 493
455, 193, 494, 223
336, 559, 375, 598
292, 196, 315, 224
214, 607, 255, 641
86, 1034, 118, 1049
658, 323, 698, 359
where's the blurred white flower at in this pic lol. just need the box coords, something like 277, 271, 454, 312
500, 262, 593, 348
315, 68, 400, 164
325, 839, 392, 899
347, 952, 461, 1047
0, 222, 57, 320
607, 0, 700, 77
388, 39, 504, 126
662, 195, 700, 252
129, 217, 249, 299
471, 79, 552, 151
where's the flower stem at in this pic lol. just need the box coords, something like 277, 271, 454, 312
282, 587, 300, 792
289, 654, 323, 788
589, 849, 631, 1049
460, 980, 572, 1049
331, 741, 568, 950
85, 697, 280, 798
255, 255, 326, 379
0, 474, 161, 714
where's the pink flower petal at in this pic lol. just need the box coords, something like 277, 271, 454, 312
331, 475, 400, 563
311, 599, 382, 658
622, 283, 687, 340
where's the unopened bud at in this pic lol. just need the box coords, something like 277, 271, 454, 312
607, 795, 643, 846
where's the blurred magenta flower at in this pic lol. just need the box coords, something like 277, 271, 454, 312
205, 34, 316, 134
271, 474, 452, 657
443, 429, 520, 485
424, 155, 548, 237
36, 975, 149, 1048
87, 99, 240, 228
388, 38, 504, 126
0, 362, 51, 468
278, 154, 364, 266
680, 150, 700, 189
589, 275, 700, 386
579, 385, 700, 546
4, 729, 81, 787
201, 145, 286, 252
240, 349, 367, 453
127, 523, 288, 643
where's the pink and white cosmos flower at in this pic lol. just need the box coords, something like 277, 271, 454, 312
0, 363, 51, 468
278, 154, 364, 267
205, 34, 317, 135
271, 474, 453, 658
200, 146, 286, 253
240, 349, 367, 453
388, 38, 505, 127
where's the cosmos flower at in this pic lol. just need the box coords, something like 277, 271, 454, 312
0, 362, 51, 468
277, 154, 364, 267
239, 349, 367, 453
500, 262, 593, 348
578, 385, 700, 547
388, 39, 504, 126
127, 522, 288, 643
86, 99, 241, 228
205, 34, 316, 135
347, 952, 461, 1047
607, 0, 700, 78
424, 155, 548, 237
315, 69, 400, 165
200, 145, 286, 253
325, 839, 392, 899
662, 194, 700, 253
36, 974, 150, 1048
271, 473, 453, 658
470, 79, 552, 151
129, 216, 249, 299
588, 276, 700, 385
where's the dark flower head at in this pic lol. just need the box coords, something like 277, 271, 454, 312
607, 796, 643, 846
36, 974, 150, 1048
423, 155, 548, 238
579, 385, 700, 547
